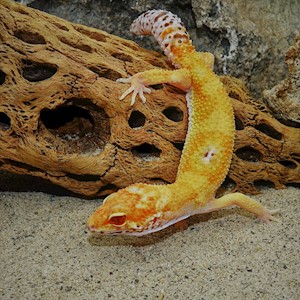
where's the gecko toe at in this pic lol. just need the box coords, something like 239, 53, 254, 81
116, 77, 132, 83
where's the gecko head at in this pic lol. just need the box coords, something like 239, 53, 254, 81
87, 183, 170, 236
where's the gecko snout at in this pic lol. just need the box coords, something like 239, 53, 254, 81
88, 225, 97, 232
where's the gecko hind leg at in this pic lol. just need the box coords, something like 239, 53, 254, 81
199, 192, 279, 222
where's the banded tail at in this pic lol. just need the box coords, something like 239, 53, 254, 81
130, 10, 195, 67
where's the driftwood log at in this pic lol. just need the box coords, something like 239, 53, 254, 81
0, 0, 299, 197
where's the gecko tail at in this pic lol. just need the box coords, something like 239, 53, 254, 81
130, 10, 194, 66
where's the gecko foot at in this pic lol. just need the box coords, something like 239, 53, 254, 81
116, 76, 151, 106
256, 208, 280, 222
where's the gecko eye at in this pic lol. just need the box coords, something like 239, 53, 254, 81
108, 213, 127, 227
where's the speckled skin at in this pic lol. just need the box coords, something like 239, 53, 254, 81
87, 10, 278, 236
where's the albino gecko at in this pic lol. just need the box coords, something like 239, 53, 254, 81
87, 10, 278, 236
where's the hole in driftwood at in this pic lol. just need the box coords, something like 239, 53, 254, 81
165, 86, 186, 95
41, 105, 94, 132
15, 7, 29, 15
74, 26, 107, 42
148, 178, 169, 185
163, 106, 183, 122
253, 180, 275, 190
172, 142, 184, 151
5, 159, 42, 172
89, 66, 121, 81
235, 115, 244, 130
128, 111, 146, 128
59, 36, 93, 53
286, 183, 300, 188
151, 84, 164, 90
23, 98, 38, 106
123, 41, 139, 51
79, 44, 93, 53
53, 22, 69, 31
255, 123, 282, 140
111, 52, 133, 62
132, 143, 161, 160
279, 160, 297, 169
236, 146, 262, 162
40, 98, 110, 154
0, 70, 6, 85
221, 177, 237, 191
98, 184, 118, 195
0, 112, 11, 131
229, 90, 240, 100
216, 177, 237, 197
14, 30, 46, 44
22, 60, 57, 82
277, 118, 300, 128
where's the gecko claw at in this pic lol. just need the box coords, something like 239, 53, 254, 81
139, 87, 151, 103
119, 86, 134, 101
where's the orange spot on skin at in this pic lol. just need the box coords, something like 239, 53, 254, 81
160, 27, 174, 39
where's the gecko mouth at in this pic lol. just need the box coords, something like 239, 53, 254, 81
88, 225, 144, 236
88, 226, 159, 236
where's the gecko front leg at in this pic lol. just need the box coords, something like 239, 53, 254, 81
117, 68, 191, 105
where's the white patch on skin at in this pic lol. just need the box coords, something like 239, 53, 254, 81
128, 186, 141, 193
146, 212, 162, 224
202, 146, 216, 163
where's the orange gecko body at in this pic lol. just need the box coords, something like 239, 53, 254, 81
87, 10, 278, 236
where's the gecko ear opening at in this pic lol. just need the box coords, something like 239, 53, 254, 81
108, 212, 127, 227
